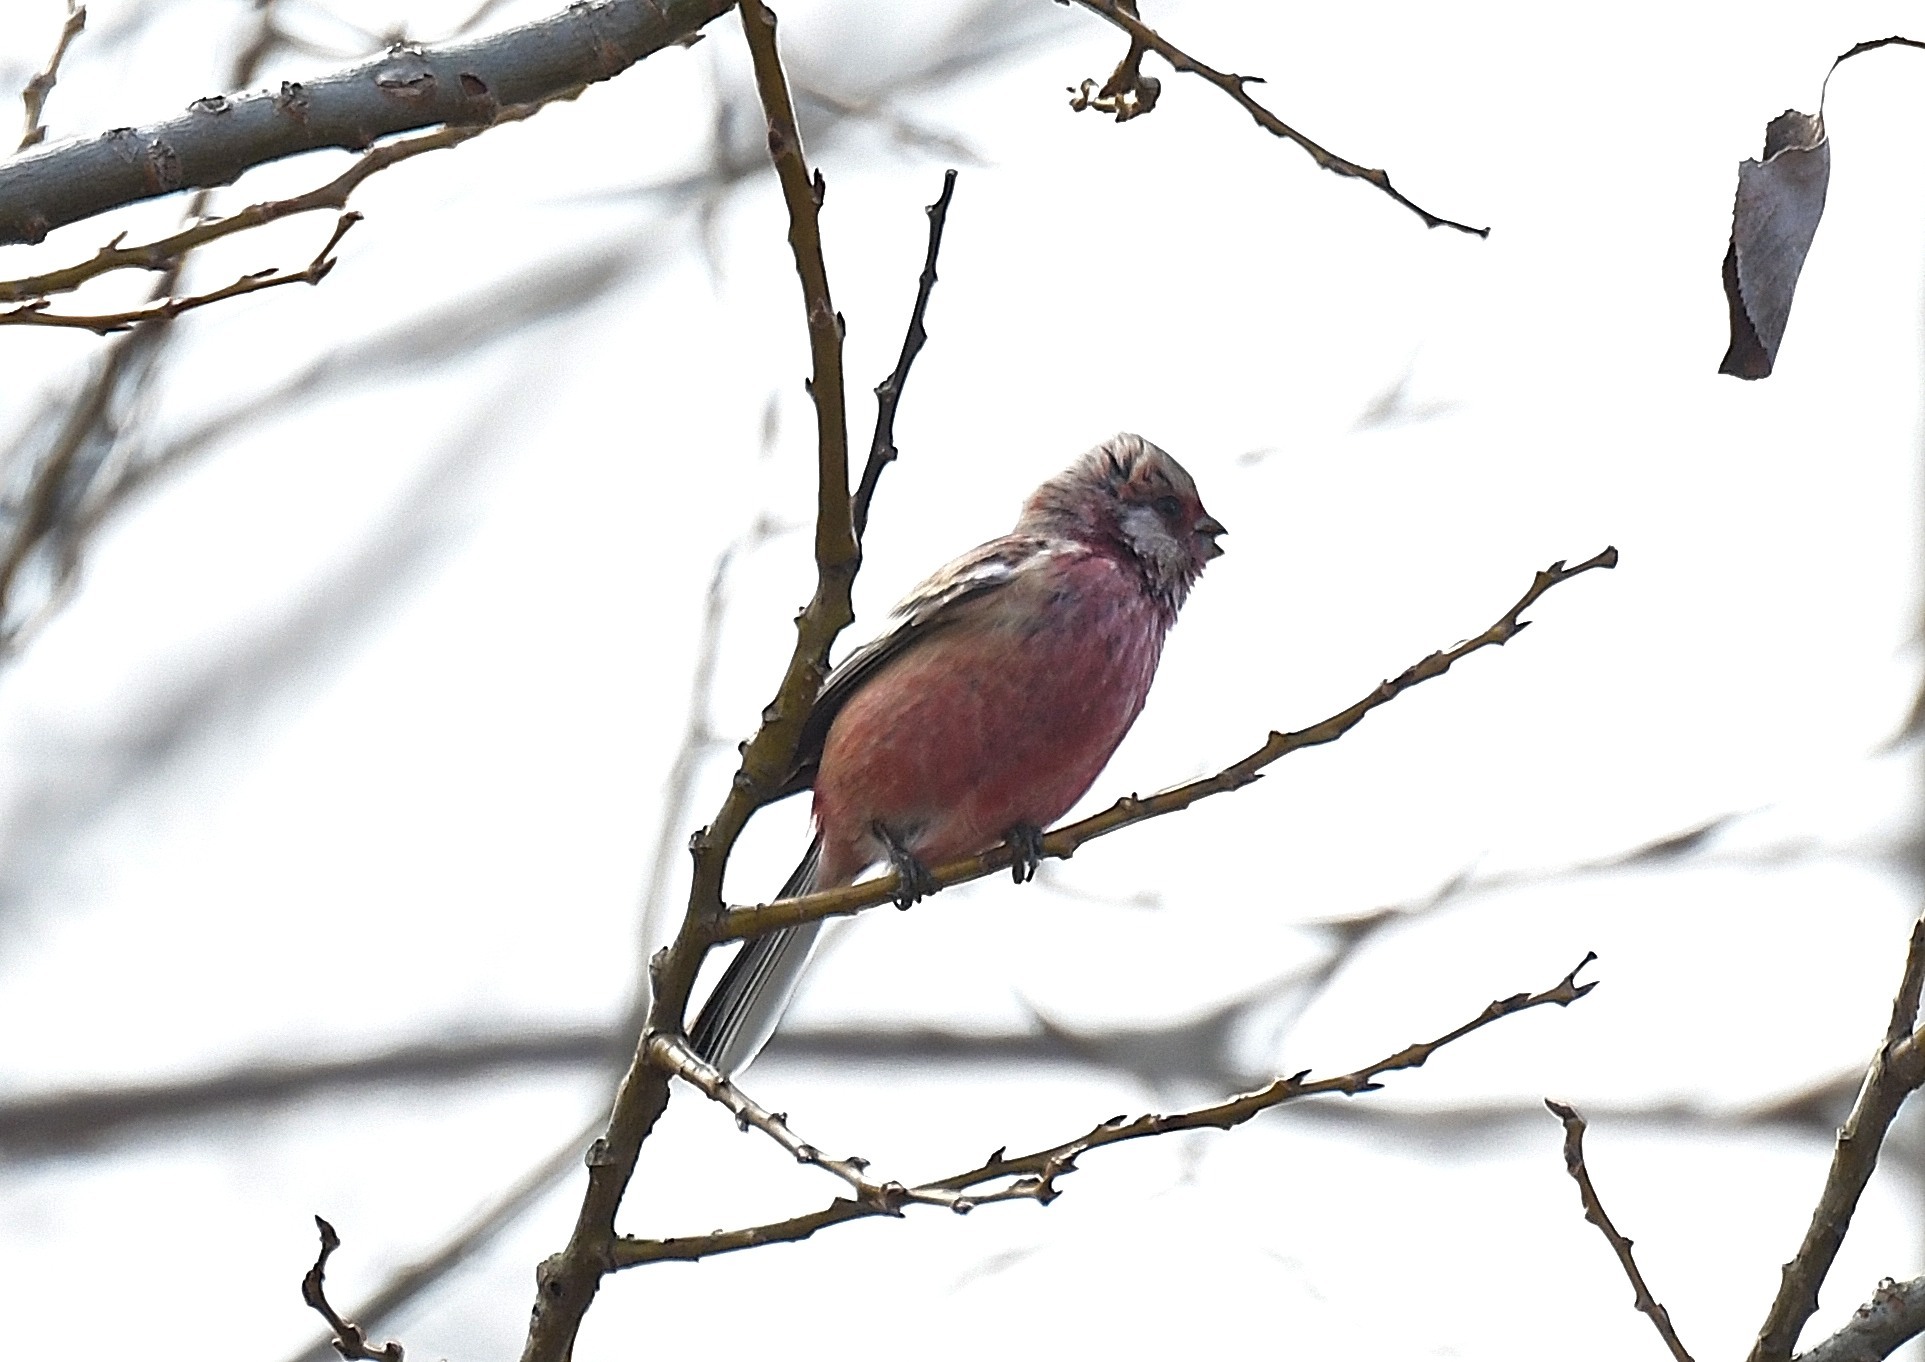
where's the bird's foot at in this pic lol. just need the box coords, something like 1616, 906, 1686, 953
872, 822, 937, 909
1005, 823, 1046, 885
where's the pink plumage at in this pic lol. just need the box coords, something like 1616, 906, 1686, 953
690, 432, 1225, 1072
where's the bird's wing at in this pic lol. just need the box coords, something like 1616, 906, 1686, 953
777, 533, 1059, 797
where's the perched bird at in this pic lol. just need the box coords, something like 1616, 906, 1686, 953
689, 432, 1225, 1073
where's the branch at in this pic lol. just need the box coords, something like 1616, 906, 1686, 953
647, 1032, 975, 1211
1065, 0, 1487, 237
1545, 1100, 1696, 1362
0, 97, 552, 304
1798, 1276, 1925, 1362
852, 167, 957, 540
0, 211, 358, 332
613, 955, 1597, 1266
301, 1218, 405, 1362
519, 5, 860, 1358
0, 1027, 618, 1155
282, 1120, 601, 1362
719, 546, 1618, 941
0, 0, 734, 246
1748, 915, 1925, 1362
18, 1, 86, 152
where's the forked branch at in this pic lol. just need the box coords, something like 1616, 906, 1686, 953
618, 955, 1597, 1265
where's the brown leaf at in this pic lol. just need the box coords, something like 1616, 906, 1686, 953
1720, 108, 1829, 379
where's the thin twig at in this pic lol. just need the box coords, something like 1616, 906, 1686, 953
518, 5, 860, 1358
0, 212, 359, 332
1545, 1100, 1696, 1362
301, 1218, 406, 1362
648, 1032, 970, 1212
283, 1120, 600, 1362
615, 955, 1597, 1266
719, 547, 1618, 942
18, 1, 86, 152
1066, 0, 1487, 237
1747, 915, 1925, 1362
0, 97, 559, 304
853, 168, 957, 540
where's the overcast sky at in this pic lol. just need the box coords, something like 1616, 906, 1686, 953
2, 2, 1924, 1359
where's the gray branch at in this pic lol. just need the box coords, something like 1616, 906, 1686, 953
0, 0, 733, 246
1798, 1276, 1925, 1362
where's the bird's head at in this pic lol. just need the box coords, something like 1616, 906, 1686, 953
1021, 432, 1226, 609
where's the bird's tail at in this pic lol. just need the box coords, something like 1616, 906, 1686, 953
687, 834, 824, 1075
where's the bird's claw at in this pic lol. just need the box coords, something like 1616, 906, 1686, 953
1006, 823, 1045, 884
873, 822, 937, 909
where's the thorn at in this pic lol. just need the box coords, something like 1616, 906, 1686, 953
810, 168, 826, 206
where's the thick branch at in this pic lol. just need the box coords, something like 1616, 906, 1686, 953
1546, 1100, 1696, 1362
613, 955, 1596, 1266
519, 6, 858, 1359
0, 0, 733, 246
719, 547, 1618, 941
1799, 1276, 1925, 1362
1066, 0, 1487, 236
1748, 916, 1925, 1362
0, 98, 550, 304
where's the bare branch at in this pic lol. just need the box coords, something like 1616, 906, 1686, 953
648, 1032, 974, 1212
614, 955, 1598, 1266
1798, 1276, 1925, 1362
853, 167, 957, 540
301, 1218, 406, 1362
18, 1, 86, 152
1545, 1100, 1696, 1362
720, 547, 1619, 941
0, 211, 357, 333
1065, 0, 1487, 236
283, 1121, 600, 1362
0, 1028, 618, 1156
1748, 915, 1925, 1362
0, 96, 554, 304
520, 5, 861, 1357
0, 0, 735, 246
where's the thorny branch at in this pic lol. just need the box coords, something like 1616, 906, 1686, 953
614, 955, 1597, 1264
1064, 0, 1488, 236
519, 6, 862, 1360
301, 1218, 405, 1362
18, 1, 86, 152
719, 546, 1619, 942
0, 211, 358, 333
1747, 915, 1925, 1362
853, 167, 957, 541
1546, 1100, 1696, 1362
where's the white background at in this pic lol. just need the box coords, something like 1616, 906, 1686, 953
0, 2, 1922, 1359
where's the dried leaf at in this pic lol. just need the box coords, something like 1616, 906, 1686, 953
1720, 108, 1829, 379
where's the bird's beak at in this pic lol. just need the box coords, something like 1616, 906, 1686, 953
1195, 513, 1227, 560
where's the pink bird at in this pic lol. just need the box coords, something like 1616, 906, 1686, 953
690, 432, 1225, 1073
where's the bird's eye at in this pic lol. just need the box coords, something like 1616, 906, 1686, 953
1152, 496, 1182, 518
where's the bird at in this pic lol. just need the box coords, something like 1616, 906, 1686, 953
688, 432, 1225, 1074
